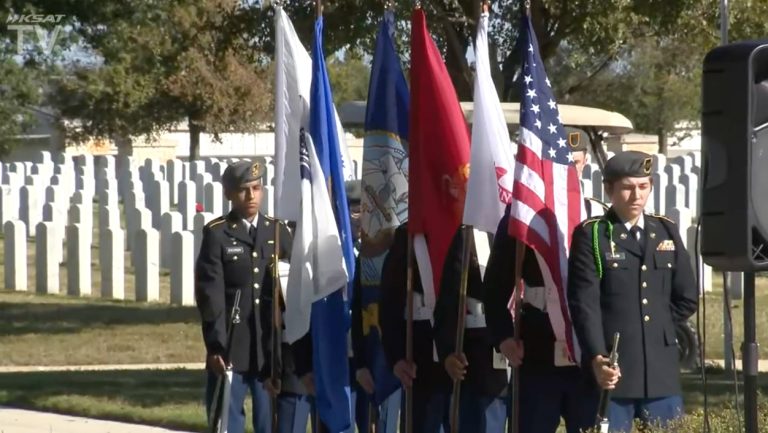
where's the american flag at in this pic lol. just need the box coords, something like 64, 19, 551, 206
508, 13, 586, 361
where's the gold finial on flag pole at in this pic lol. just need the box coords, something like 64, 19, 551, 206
414, 0, 422, 10
482, 0, 490, 13
316, 0, 323, 17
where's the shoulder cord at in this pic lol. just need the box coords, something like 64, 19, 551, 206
592, 220, 613, 279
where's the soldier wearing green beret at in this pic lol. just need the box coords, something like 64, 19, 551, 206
567, 151, 699, 432
195, 160, 294, 433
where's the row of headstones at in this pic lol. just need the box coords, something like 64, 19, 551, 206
0, 215, 219, 306
581, 152, 702, 217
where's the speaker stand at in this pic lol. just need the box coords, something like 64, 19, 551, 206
742, 271, 758, 433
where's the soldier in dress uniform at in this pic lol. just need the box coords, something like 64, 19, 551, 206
434, 227, 508, 432
195, 160, 292, 433
483, 207, 599, 433
380, 223, 452, 432
567, 151, 698, 432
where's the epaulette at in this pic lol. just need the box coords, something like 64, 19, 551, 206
205, 216, 226, 228
649, 213, 675, 224
580, 217, 602, 227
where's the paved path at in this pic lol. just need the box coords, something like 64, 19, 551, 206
0, 407, 195, 433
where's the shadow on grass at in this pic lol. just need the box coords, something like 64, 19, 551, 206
0, 301, 199, 336
0, 369, 208, 432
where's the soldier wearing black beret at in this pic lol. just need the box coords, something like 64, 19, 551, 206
195, 159, 293, 433
567, 151, 698, 432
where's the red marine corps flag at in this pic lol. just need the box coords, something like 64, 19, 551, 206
408, 6, 471, 310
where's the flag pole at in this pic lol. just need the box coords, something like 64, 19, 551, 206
509, 241, 525, 433
405, 232, 415, 433
449, 225, 473, 432
270, 5, 285, 433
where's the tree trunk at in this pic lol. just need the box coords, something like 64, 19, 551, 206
189, 119, 201, 161
657, 127, 668, 155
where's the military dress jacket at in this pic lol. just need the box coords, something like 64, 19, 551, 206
380, 223, 452, 394
433, 227, 509, 398
195, 210, 292, 377
567, 209, 698, 399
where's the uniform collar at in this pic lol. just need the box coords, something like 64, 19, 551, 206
242, 213, 259, 229
622, 213, 645, 232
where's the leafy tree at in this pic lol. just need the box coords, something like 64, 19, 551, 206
11, 0, 273, 160
326, 52, 371, 105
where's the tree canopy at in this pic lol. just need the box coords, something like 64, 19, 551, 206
3, 0, 768, 158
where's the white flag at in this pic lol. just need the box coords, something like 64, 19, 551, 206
462, 12, 516, 234
273, 8, 310, 222
274, 8, 354, 224
283, 130, 349, 343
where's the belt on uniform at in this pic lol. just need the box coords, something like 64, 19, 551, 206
404, 293, 433, 321
465, 297, 487, 329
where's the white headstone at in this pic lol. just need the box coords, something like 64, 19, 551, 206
36, 222, 59, 295
652, 154, 667, 173
170, 231, 195, 306
148, 180, 170, 229
664, 163, 682, 185
134, 228, 160, 302
160, 212, 183, 268
20, 186, 40, 237
178, 180, 197, 230
193, 212, 216, 260
0, 185, 19, 229
652, 173, 667, 217
127, 207, 152, 254
166, 159, 183, 206
680, 172, 699, 216
664, 183, 686, 216
66, 223, 91, 297
190, 161, 206, 181
99, 205, 121, 237
195, 173, 213, 204
4, 220, 27, 291
204, 183, 223, 217
101, 227, 125, 300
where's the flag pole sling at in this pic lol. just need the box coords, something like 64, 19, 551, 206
405, 233, 415, 433
271, 218, 282, 433
508, 241, 525, 433
449, 225, 473, 432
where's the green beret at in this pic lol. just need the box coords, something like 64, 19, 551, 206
345, 180, 361, 204
563, 126, 588, 152
603, 151, 654, 183
222, 160, 264, 192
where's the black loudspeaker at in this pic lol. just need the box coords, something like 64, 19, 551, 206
701, 41, 768, 271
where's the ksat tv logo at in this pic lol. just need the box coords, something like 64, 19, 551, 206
6, 14, 66, 56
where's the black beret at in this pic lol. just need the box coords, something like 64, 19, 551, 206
222, 160, 264, 192
603, 151, 654, 183
345, 180, 361, 204
563, 126, 588, 152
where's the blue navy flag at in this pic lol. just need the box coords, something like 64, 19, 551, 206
359, 11, 409, 404
308, 14, 354, 432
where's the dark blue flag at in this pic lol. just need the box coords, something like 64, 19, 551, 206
308, 14, 354, 432
359, 10, 409, 404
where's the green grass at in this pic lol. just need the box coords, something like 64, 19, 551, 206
698, 276, 768, 360
0, 369, 209, 432
0, 291, 202, 366
0, 368, 763, 433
